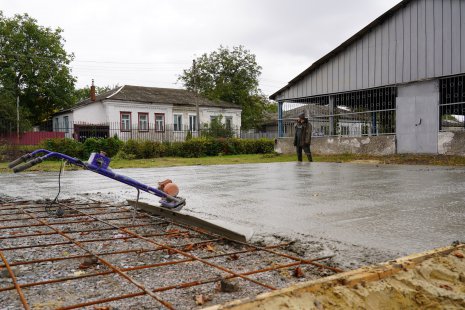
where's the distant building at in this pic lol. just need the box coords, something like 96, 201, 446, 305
271, 0, 465, 154
261, 104, 371, 137
52, 83, 241, 141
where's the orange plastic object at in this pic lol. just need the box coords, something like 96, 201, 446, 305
163, 182, 179, 197
158, 179, 179, 197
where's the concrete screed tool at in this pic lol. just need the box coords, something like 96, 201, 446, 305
8, 149, 186, 211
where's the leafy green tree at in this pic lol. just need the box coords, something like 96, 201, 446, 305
179, 45, 273, 129
0, 12, 75, 126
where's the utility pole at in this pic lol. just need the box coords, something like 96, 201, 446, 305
193, 59, 200, 134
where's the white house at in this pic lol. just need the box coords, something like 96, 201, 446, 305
52, 84, 242, 141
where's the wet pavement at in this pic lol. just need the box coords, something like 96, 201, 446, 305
1, 162, 464, 257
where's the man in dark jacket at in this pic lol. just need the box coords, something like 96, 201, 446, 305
294, 112, 313, 162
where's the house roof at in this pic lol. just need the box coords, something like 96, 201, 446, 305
262, 104, 370, 125
55, 85, 241, 115
270, 0, 409, 100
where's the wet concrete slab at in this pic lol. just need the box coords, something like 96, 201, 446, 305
1, 162, 464, 256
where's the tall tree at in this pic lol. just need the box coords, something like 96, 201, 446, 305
179, 45, 274, 129
0, 12, 75, 126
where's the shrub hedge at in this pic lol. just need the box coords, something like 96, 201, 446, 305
34, 137, 274, 160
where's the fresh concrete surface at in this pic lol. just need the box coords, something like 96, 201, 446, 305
1, 162, 464, 257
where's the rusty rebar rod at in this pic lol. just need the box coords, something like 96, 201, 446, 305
0, 251, 30, 310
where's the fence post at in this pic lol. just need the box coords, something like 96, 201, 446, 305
278, 101, 283, 137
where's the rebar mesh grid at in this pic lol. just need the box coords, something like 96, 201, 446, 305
0, 200, 341, 309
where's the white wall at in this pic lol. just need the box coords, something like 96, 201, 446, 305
73, 102, 107, 124
55, 99, 242, 141
104, 100, 172, 128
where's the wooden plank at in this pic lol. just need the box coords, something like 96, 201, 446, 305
127, 200, 253, 242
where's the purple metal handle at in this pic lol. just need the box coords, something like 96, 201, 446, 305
11, 150, 186, 209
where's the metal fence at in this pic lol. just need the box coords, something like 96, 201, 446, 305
279, 86, 397, 138
439, 75, 465, 132
0, 120, 274, 145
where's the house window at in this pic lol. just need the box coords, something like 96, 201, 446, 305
210, 115, 219, 123
174, 114, 183, 131
225, 117, 233, 130
120, 112, 131, 132
155, 113, 165, 131
138, 113, 149, 131
189, 115, 197, 131
64, 116, 69, 133
54, 117, 59, 131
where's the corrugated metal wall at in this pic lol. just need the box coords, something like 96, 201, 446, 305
275, 0, 465, 101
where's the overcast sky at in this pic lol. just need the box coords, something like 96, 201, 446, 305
2, 0, 400, 96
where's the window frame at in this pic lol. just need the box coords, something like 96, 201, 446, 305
173, 114, 183, 131
64, 116, 69, 133
155, 113, 165, 132
120, 111, 132, 132
138, 112, 149, 132
225, 116, 233, 130
188, 114, 197, 132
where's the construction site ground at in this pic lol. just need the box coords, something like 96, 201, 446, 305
209, 245, 465, 309
0, 198, 340, 309
0, 161, 464, 308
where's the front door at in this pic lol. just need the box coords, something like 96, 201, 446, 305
396, 96, 439, 154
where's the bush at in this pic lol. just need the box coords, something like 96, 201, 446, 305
35, 137, 274, 161
120, 139, 143, 159
82, 137, 123, 159
181, 138, 207, 157
40, 138, 83, 158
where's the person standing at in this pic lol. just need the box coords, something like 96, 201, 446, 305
294, 112, 313, 162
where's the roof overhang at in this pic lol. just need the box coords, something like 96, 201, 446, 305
269, 0, 409, 100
